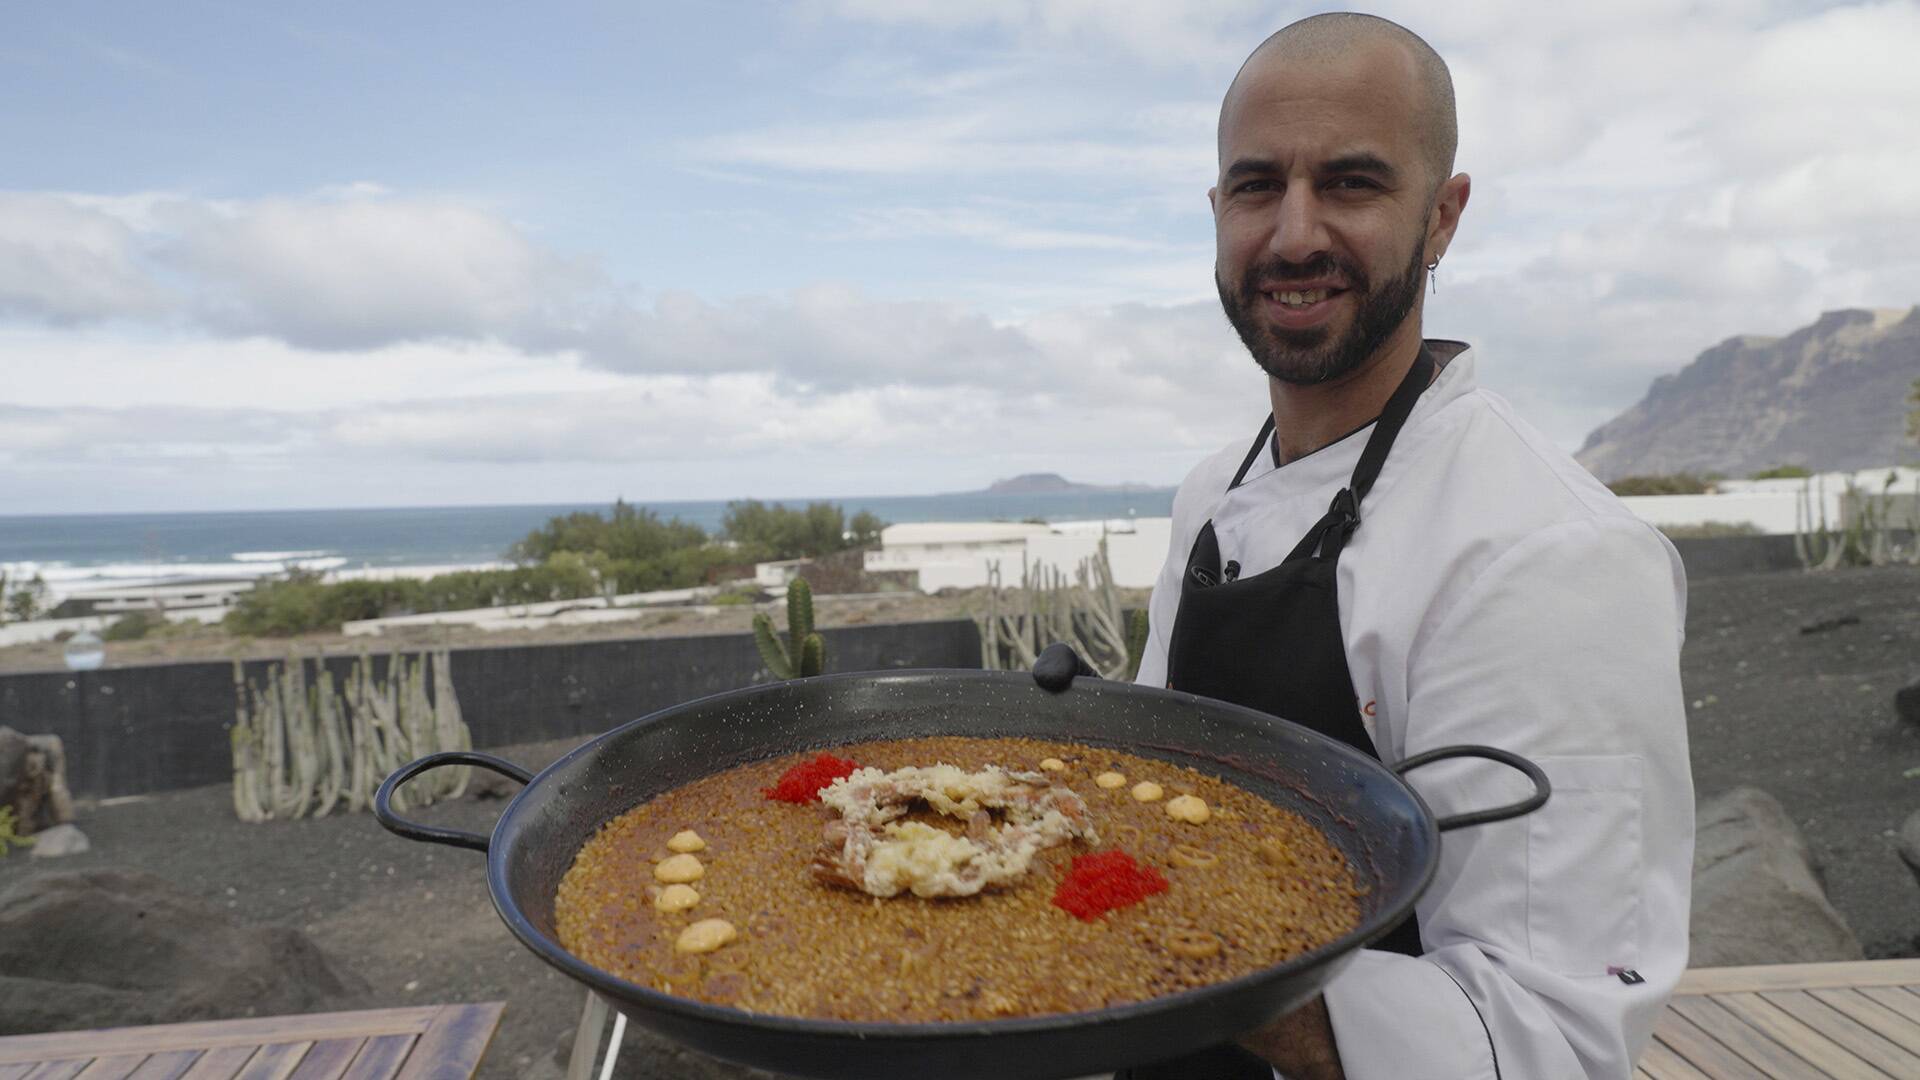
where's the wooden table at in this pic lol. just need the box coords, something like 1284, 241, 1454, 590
1642, 960, 1920, 1078
0, 1003, 503, 1080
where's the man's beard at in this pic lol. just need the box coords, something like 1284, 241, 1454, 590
1215, 238, 1426, 386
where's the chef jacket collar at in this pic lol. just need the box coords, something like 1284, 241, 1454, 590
1230, 339, 1475, 497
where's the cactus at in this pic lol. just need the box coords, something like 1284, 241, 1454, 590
228, 649, 472, 822
753, 577, 826, 679
1797, 473, 1918, 570
1124, 607, 1150, 682
978, 535, 1138, 680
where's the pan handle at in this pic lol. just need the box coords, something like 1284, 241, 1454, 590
1392, 745, 1550, 832
374, 751, 533, 853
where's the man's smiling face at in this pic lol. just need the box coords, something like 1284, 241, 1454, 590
1211, 38, 1448, 386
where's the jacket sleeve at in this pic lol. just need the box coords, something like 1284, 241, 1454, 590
1318, 517, 1694, 1080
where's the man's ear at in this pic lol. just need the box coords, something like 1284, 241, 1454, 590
1427, 172, 1470, 262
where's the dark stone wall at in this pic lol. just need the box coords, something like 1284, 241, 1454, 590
1669, 534, 1804, 578
0, 619, 982, 799
1668, 532, 1917, 578
6, 530, 1888, 798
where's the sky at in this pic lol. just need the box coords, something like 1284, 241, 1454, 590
3, 0, 1918, 514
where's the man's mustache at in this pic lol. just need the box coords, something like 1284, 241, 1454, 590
1240, 255, 1369, 294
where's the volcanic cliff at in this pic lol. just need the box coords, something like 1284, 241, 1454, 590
1575, 307, 1919, 481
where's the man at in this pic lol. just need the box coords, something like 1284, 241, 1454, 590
1045, 13, 1694, 1080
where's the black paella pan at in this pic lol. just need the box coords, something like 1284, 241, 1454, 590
375, 669, 1546, 1080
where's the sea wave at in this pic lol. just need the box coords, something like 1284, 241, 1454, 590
2, 556, 350, 601
232, 549, 336, 562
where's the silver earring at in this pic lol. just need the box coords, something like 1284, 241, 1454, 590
1426, 258, 1440, 295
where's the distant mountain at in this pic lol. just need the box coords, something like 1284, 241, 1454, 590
1575, 307, 1919, 481
979, 473, 1164, 495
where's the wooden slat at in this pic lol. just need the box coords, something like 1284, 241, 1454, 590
335, 1038, 412, 1080
0, 1012, 440, 1067
23, 1062, 90, 1080
1678, 960, 1920, 995
232, 1043, 309, 1080
1652, 1007, 1787, 1080
1669, 996, 1835, 1079
177, 1046, 256, 1080
0, 1064, 39, 1080
565, 994, 608, 1080
1638, 1035, 1715, 1080
1759, 989, 1920, 1078
392, 1005, 503, 1080
75, 1056, 146, 1080
1815, 988, 1920, 1057
124, 1052, 199, 1080
1858, 986, 1920, 1026
284, 1040, 363, 1080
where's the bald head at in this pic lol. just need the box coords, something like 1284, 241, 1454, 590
1220, 13, 1456, 194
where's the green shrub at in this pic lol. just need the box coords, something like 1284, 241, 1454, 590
849, 510, 887, 546
224, 498, 885, 638
1750, 465, 1812, 480
1658, 521, 1764, 539
1607, 474, 1712, 497
508, 499, 707, 564
103, 611, 163, 641
723, 500, 854, 560
0, 807, 32, 856
3, 573, 49, 622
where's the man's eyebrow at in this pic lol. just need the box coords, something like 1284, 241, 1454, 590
1221, 153, 1400, 185
1322, 153, 1398, 182
1222, 158, 1278, 181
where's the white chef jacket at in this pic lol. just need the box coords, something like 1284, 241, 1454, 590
1134, 342, 1694, 1080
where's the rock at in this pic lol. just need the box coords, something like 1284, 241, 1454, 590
26, 823, 88, 858
466, 767, 524, 801
1896, 676, 1920, 726
1798, 613, 1861, 635
0, 869, 368, 1036
1691, 787, 1865, 967
1897, 809, 1920, 889
0, 727, 77, 834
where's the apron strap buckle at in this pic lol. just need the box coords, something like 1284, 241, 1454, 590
1329, 487, 1360, 534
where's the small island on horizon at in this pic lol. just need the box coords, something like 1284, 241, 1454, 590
973, 472, 1171, 496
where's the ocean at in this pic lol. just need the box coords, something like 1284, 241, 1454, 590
0, 490, 1176, 592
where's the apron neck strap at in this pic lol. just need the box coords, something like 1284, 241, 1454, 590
1226, 344, 1438, 495
1348, 344, 1437, 505
1227, 415, 1277, 490
1273, 345, 1439, 563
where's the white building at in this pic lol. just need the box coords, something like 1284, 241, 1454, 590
62, 580, 252, 614
867, 519, 1172, 593
1621, 466, 1919, 535
865, 522, 1052, 591
865, 467, 1919, 595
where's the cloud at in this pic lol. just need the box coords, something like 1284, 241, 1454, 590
156, 193, 601, 351
812, 0, 1270, 70
8, 0, 1919, 514
687, 113, 1204, 180
0, 403, 307, 463
843, 206, 1169, 252
0, 187, 601, 351
0, 189, 1190, 395
0, 293, 1262, 497
0, 194, 167, 323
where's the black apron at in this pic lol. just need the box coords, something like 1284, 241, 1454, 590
1116, 347, 1436, 1080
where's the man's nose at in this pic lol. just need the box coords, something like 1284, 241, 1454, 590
1267, 190, 1331, 265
